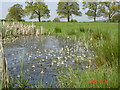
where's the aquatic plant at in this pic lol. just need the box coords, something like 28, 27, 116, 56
1, 21, 45, 39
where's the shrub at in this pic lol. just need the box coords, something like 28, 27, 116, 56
47, 20, 51, 22
71, 19, 77, 22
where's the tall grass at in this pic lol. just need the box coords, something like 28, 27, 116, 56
57, 66, 118, 88
0, 80, 1, 89
57, 25, 118, 88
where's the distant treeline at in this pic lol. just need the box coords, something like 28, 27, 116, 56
0, 19, 25, 22
2, 0, 120, 22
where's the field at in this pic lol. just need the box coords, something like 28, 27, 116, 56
1, 22, 118, 88
25, 22, 118, 36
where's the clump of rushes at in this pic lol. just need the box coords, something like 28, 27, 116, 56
1, 21, 43, 38
16, 50, 30, 88
54, 27, 62, 33
57, 66, 118, 88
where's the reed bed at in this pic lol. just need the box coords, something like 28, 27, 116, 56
1, 21, 44, 39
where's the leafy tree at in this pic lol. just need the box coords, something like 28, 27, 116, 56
111, 14, 120, 22
53, 18, 60, 22
82, 1, 101, 22
99, 1, 119, 22
57, 0, 82, 22
6, 4, 24, 21
25, 0, 50, 22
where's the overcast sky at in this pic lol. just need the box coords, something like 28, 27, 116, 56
0, 0, 111, 22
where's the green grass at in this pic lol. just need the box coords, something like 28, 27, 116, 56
50, 22, 118, 88
57, 66, 118, 88
0, 80, 2, 90
24, 22, 118, 37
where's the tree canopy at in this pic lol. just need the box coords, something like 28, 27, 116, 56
6, 4, 24, 21
111, 14, 120, 22
57, 0, 82, 22
99, 1, 119, 22
83, 1, 101, 22
25, 0, 50, 22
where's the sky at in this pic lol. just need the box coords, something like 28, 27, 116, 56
0, 0, 111, 22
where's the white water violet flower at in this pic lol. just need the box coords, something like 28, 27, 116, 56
41, 70, 44, 74
32, 65, 35, 68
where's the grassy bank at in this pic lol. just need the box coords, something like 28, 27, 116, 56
57, 28, 118, 88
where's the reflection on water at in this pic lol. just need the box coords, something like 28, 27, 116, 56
3, 35, 94, 88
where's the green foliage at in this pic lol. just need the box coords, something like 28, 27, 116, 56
71, 19, 77, 22
57, 0, 82, 22
6, 4, 24, 21
25, 0, 50, 22
82, 1, 101, 22
47, 20, 51, 22
111, 14, 120, 22
99, 2, 119, 22
53, 18, 60, 22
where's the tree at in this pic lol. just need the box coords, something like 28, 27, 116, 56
111, 14, 120, 22
82, 1, 101, 22
57, 0, 82, 22
99, 1, 119, 22
53, 18, 60, 22
6, 4, 24, 21
25, 0, 50, 22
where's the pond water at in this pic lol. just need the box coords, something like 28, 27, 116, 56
3, 35, 94, 88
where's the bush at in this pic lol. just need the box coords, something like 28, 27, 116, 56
42, 20, 47, 22
47, 20, 51, 22
0, 19, 25, 22
71, 19, 77, 22
18, 19, 25, 22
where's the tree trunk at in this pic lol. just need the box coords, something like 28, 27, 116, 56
38, 15, 41, 22
67, 15, 70, 22
0, 22, 9, 89
94, 17, 96, 22
108, 15, 111, 22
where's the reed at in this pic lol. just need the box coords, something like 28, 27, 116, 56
1, 21, 45, 38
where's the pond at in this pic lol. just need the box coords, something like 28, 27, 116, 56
3, 35, 94, 88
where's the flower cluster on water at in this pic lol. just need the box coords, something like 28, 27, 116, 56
6, 36, 96, 77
